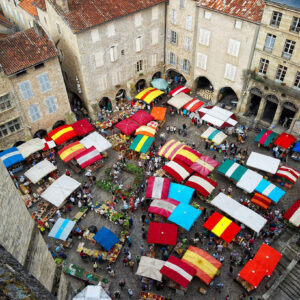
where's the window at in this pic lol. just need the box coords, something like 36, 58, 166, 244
20, 13, 24, 25
45, 96, 57, 113
180, 59, 190, 73
167, 52, 177, 67
294, 72, 300, 89
0, 94, 12, 111
150, 53, 158, 67
107, 23, 115, 37
109, 46, 118, 62
136, 36, 142, 52
270, 11, 282, 27
171, 9, 177, 25
290, 17, 300, 33
180, 0, 184, 8
204, 11, 211, 20
235, 20, 242, 29
227, 39, 240, 57
56, 23, 61, 35
37, 73, 51, 92
197, 52, 207, 70
0, 118, 21, 138
170, 30, 177, 44
275, 65, 287, 82
99, 76, 108, 91
136, 60, 143, 72
135, 13, 142, 27
18, 81, 33, 100
282, 39, 296, 59
199, 28, 210, 46
184, 36, 191, 51
224, 63, 236, 81
91, 29, 100, 42
28, 104, 41, 122
151, 29, 159, 45
264, 34, 276, 52
258, 58, 269, 75
94, 51, 104, 67
111, 71, 120, 86
152, 6, 158, 20
186, 15, 192, 31
34, 63, 44, 70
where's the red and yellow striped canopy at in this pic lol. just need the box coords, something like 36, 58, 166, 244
136, 87, 164, 104
58, 141, 86, 163
48, 125, 77, 145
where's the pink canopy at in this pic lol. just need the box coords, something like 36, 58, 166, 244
145, 177, 171, 199
115, 119, 140, 136
71, 118, 94, 137
190, 155, 219, 177
130, 110, 154, 125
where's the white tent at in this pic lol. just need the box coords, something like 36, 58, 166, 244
41, 174, 81, 207
246, 152, 280, 174
24, 159, 57, 184
17, 138, 45, 158
136, 256, 165, 281
211, 193, 267, 233
80, 132, 112, 153
236, 169, 263, 193
167, 93, 193, 109
201, 127, 227, 145
73, 285, 111, 300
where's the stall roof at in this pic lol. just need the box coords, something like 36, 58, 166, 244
238, 260, 266, 289
150, 107, 167, 121
173, 146, 201, 166
80, 132, 112, 153
58, 141, 86, 163
136, 256, 165, 281
183, 98, 204, 112
72, 285, 111, 300
201, 127, 227, 145
135, 87, 164, 104
17, 138, 44, 158
185, 174, 217, 197
145, 177, 171, 199
168, 183, 195, 204
0, 147, 24, 168
158, 139, 185, 160
169, 85, 191, 97
41, 175, 81, 207
114, 118, 140, 136
48, 218, 76, 241
211, 193, 267, 233
147, 222, 178, 245
48, 125, 77, 145
284, 199, 300, 228
162, 160, 193, 182
274, 132, 296, 150
246, 152, 280, 174
24, 159, 57, 184
293, 141, 300, 153
71, 118, 94, 137
148, 199, 179, 218
130, 110, 154, 125
254, 129, 278, 147
190, 155, 219, 177
75, 146, 102, 169
129, 135, 154, 153
93, 227, 118, 251
167, 93, 194, 109
254, 178, 285, 203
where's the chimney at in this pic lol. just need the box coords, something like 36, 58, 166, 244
33, 22, 43, 38
56, 0, 69, 13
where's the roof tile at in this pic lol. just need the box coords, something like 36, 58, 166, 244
19, 0, 38, 17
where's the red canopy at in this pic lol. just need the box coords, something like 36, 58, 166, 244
169, 85, 191, 96
147, 222, 177, 245
274, 132, 296, 150
115, 118, 140, 136
284, 199, 300, 228
48, 125, 77, 145
75, 146, 102, 169
185, 174, 217, 197
238, 260, 266, 288
71, 118, 94, 137
130, 110, 154, 125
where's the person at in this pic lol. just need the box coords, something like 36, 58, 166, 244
65, 169, 70, 176
114, 290, 121, 299
129, 260, 135, 272
128, 288, 133, 297
93, 261, 97, 272
119, 279, 125, 289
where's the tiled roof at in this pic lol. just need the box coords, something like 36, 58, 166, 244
50, 0, 165, 33
0, 26, 58, 75
197, 0, 265, 23
0, 13, 13, 28
19, 0, 38, 17
34, 0, 46, 11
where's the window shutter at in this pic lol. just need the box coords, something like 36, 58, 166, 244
114, 46, 118, 60
186, 16, 192, 31
199, 29, 210, 46
136, 37, 142, 52
184, 37, 190, 51
91, 29, 99, 42
175, 54, 178, 66
228, 39, 240, 57
94, 51, 104, 67
171, 9, 176, 24
151, 54, 158, 67
167, 30, 171, 42
151, 29, 159, 45
224, 64, 236, 81
180, 58, 184, 70
167, 52, 170, 64
135, 13, 142, 27
152, 6, 158, 21
197, 53, 207, 70
143, 58, 147, 71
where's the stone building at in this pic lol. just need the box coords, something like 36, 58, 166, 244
38, 0, 166, 116
0, 12, 15, 36
240, 0, 300, 134
0, 24, 73, 149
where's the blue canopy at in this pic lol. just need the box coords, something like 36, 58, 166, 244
48, 218, 75, 241
293, 141, 300, 153
93, 227, 118, 251
0, 147, 24, 168
168, 183, 194, 204
151, 78, 168, 90
168, 203, 201, 231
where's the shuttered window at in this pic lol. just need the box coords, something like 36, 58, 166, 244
110, 46, 118, 62
99, 76, 108, 91
37, 73, 51, 92
18, 81, 33, 100
91, 29, 100, 42
136, 36, 142, 52
171, 9, 177, 24
94, 51, 104, 67
45, 96, 57, 113
186, 15, 192, 31
224, 64, 236, 82
227, 39, 240, 57
28, 104, 41, 122
184, 37, 191, 51
151, 29, 159, 45
197, 52, 207, 70
199, 28, 210, 46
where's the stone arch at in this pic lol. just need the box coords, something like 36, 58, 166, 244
194, 76, 214, 101
99, 97, 112, 111
13, 141, 25, 147
166, 69, 187, 87
250, 87, 263, 97
262, 94, 279, 123
152, 71, 162, 80
135, 79, 146, 93
52, 120, 65, 130
279, 101, 298, 128
217, 87, 238, 109
33, 129, 47, 139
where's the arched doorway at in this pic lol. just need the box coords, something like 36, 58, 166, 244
279, 102, 297, 128
33, 129, 47, 139
195, 76, 214, 101
262, 94, 278, 123
152, 72, 161, 80
52, 120, 65, 130
218, 87, 238, 109
70, 92, 88, 120
247, 87, 263, 117
135, 79, 146, 93
167, 69, 186, 89
13, 141, 25, 147
99, 97, 112, 111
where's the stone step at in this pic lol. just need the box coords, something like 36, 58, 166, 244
279, 281, 300, 299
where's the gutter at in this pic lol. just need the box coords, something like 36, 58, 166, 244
163, 0, 168, 74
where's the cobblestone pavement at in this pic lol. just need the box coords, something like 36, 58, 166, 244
29, 109, 300, 300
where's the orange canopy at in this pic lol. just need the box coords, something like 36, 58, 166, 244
151, 107, 167, 121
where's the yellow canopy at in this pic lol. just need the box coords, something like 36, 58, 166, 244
136, 87, 164, 104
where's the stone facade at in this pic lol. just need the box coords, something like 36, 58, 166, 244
241, 1, 300, 134
44, 1, 166, 116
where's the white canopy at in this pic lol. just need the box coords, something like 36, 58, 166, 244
136, 256, 165, 281
199, 106, 238, 127
246, 152, 280, 174
236, 169, 263, 193
80, 132, 112, 153
167, 93, 193, 109
211, 193, 267, 233
41, 174, 81, 207
24, 159, 57, 184
17, 138, 44, 158
73, 285, 111, 300
201, 127, 227, 145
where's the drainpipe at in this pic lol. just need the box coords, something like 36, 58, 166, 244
163, 0, 168, 76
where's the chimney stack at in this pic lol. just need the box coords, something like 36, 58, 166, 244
33, 22, 43, 38
56, 0, 69, 13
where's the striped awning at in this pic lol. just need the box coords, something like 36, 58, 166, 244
48, 125, 77, 145
75, 146, 102, 169
190, 155, 219, 177
48, 218, 76, 241
251, 193, 271, 210
254, 129, 278, 147
158, 139, 185, 160
148, 198, 180, 218
201, 127, 227, 145
129, 135, 154, 153
169, 85, 191, 97
162, 160, 193, 182
173, 146, 201, 166
255, 179, 285, 203
136, 87, 164, 104
185, 174, 217, 197
284, 199, 300, 228
58, 141, 86, 163
276, 165, 299, 184
145, 177, 171, 199
217, 160, 248, 182
135, 125, 156, 137
0, 147, 24, 168
183, 98, 204, 112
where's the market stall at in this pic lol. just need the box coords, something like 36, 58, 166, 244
93, 227, 118, 251
73, 285, 111, 300
283, 199, 300, 228
24, 159, 57, 184
160, 255, 196, 288
130, 110, 154, 125
168, 203, 201, 231
129, 135, 155, 153
135, 125, 157, 137
158, 139, 185, 161
198, 106, 238, 128
211, 193, 267, 234
162, 160, 193, 182
71, 118, 94, 137
115, 118, 140, 136
190, 155, 219, 177
42, 137, 56, 151
135, 87, 164, 104
169, 85, 191, 97
75, 146, 103, 169
250, 193, 271, 210
150, 107, 167, 121
274, 132, 296, 150
41, 174, 81, 208
236, 169, 264, 193
201, 127, 227, 145
217, 160, 248, 182
48, 125, 77, 145
48, 218, 75, 241
17, 138, 44, 158
168, 183, 195, 204
203, 212, 241, 243
167, 93, 194, 110
183, 98, 204, 112
185, 174, 217, 197
147, 222, 178, 245
136, 256, 165, 282
145, 177, 171, 199
80, 132, 112, 153
173, 146, 201, 166
58, 141, 86, 163
254, 178, 285, 203
182, 246, 222, 285
246, 152, 280, 174
148, 198, 180, 218
275, 165, 299, 184
254, 129, 278, 148
291, 141, 300, 161
0, 147, 24, 168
